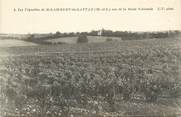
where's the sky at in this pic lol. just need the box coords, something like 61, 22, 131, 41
0, 0, 181, 34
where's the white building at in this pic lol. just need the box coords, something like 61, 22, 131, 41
97, 29, 104, 36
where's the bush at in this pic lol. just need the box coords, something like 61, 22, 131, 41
106, 38, 113, 42
77, 34, 88, 43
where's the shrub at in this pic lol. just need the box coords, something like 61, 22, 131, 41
77, 34, 88, 43
106, 38, 113, 42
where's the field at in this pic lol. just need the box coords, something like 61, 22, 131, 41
45, 37, 78, 44
0, 39, 37, 48
45, 36, 122, 44
0, 37, 181, 117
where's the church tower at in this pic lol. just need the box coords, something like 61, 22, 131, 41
97, 28, 104, 36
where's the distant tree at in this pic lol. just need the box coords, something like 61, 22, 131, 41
89, 30, 99, 36
62, 33, 68, 37
76, 32, 80, 36
56, 31, 61, 35
103, 30, 113, 36
55, 31, 61, 37
27, 34, 35, 40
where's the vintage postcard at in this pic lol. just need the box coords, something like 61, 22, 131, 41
0, 0, 181, 117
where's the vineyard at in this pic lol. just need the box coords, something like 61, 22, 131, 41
0, 38, 181, 117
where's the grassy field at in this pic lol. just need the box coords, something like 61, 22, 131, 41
0, 37, 181, 117
45, 36, 78, 44
0, 39, 37, 47
45, 36, 122, 44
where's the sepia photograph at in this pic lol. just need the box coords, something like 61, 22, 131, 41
0, 0, 181, 117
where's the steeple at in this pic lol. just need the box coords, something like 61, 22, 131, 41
97, 28, 104, 36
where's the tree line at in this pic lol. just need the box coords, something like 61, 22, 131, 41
48, 30, 180, 40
